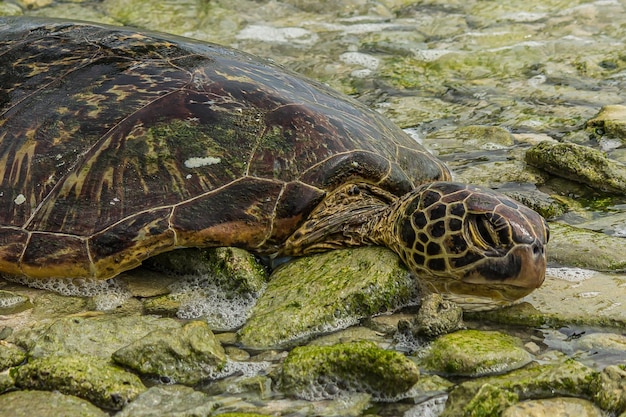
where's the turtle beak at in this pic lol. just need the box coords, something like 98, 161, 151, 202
462, 239, 547, 289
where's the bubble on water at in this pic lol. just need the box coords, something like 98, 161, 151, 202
207, 359, 272, 380
3, 275, 132, 311
547, 267, 596, 282
168, 274, 264, 331
404, 394, 448, 417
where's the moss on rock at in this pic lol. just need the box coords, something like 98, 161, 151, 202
280, 341, 419, 400
442, 360, 596, 417
238, 247, 416, 349
12, 354, 145, 410
112, 321, 227, 385
0, 390, 109, 417
525, 141, 626, 194
421, 330, 533, 377
0, 341, 25, 371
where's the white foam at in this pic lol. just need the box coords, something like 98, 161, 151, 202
0, 294, 26, 308
168, 275, 264, 331
404, 394, 448, 417
547, 267, 596, 282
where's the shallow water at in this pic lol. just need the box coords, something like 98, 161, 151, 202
2, 0, 626, 415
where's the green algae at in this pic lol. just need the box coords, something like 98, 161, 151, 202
12, 354, 145, 410
442, 359, 596, 417
526, 141, 626, 194
238, 247, 416, 349
0, 390, 109, 417
0, 341, 25, 371
280, 340, 420, 400
112, 321, 227, 385
421, 330, 532, 377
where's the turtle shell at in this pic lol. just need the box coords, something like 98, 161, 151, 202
0, 17, 450, 280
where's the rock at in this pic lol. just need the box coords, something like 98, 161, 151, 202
10, 314, 180, 359
0, 340, 25, 370
463, 384, 519, 417
410, 293, 464, 339
115, 385, 219, 417
112, 321, 227, 385
280, 341, 420, 400
525, 141, 626, 194
238, 247, 416, 349
12, 354, 145, 410
442, 360, 596, 417
117, 269, 177, 298
586, 105, 626, 140
590, 364, 626, 414
306, 326, 389, 347
421, 330, 532, 377
547, 223, 626, 271
0, 390, 108, 417
0, 290, 30, 315
203, 374, 273, 400
467, 267, 626, 329
146, 247, 267, 296
502, 397, 604, 417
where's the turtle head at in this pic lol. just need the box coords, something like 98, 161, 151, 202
390, 181, 549, 310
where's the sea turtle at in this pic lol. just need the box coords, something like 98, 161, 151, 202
0, 17, 549, 309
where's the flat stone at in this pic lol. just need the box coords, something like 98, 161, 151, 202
115, 385, 219, 417
0, 390, 108, 417
503, 397, 604, 417
10, 314, 180, 359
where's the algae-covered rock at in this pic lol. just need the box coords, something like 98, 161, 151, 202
280, 341, 419, 400
410, 293, 464, 339
0, 390, 108, 417
502, 397, 604, 417
0, 340, 25, 370
590, 364, 626, 414
238, 247, 416, 349
463, 383, 519, 417
146, 247, 267, 296
12, 354, 145, 410
547, 222, 626, 271
11, 314, 180, 359
525, 141, 626, 194
421, 330, 532, 377
586, 105, 626, 140
112, 321, 227, 385
115, 385, 219, 417
442, 360, 596, 417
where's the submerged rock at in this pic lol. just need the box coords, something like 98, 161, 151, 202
546, 223, 626, 271
0, 390, 109, 417
280, 341, 419, 400
112, 321, 227, 385
441, 360, 596, 417
420, 330, 532, 377
525, 141, 626, 194
12, 354, 145, 410
0, 290, 30, 315
238, 247, 416, 349
10, 314, 180, 359
115, 385, 219, 417
502, 397, 604, 417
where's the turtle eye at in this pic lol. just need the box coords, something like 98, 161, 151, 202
468, 215, 500, 251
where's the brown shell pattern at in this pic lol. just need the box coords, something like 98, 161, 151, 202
0, 17, 450, 279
